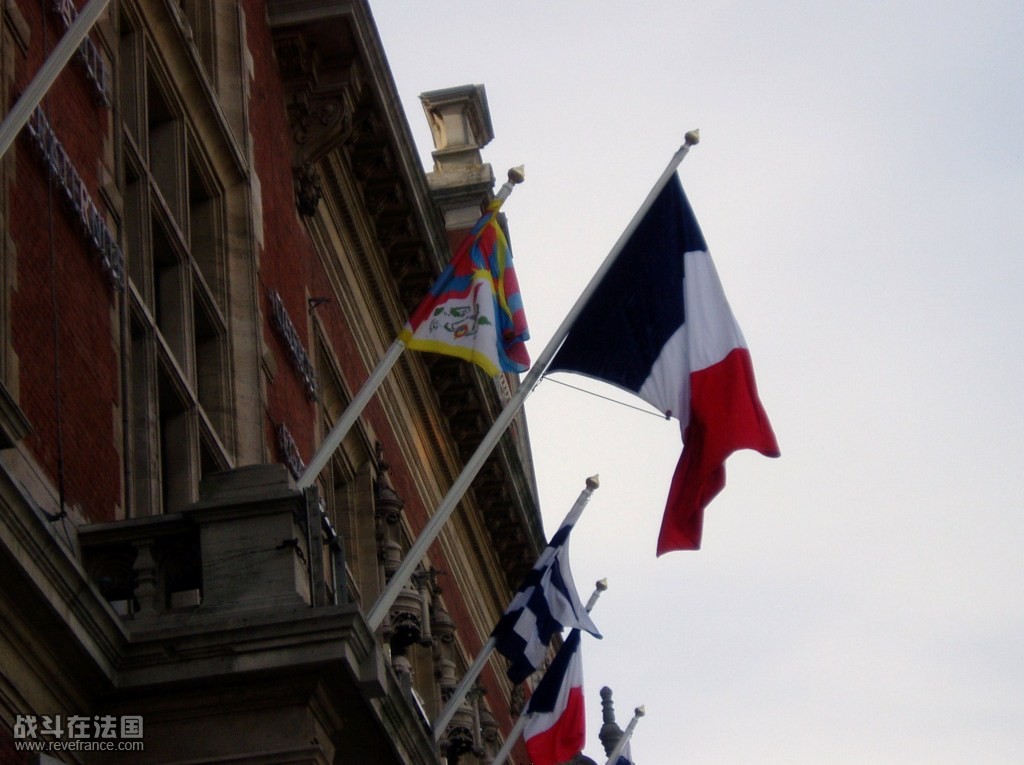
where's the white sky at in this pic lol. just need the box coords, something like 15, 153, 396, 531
371, 2, 1024, 763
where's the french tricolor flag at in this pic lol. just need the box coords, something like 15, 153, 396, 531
549, 174, 779, 554
523, 629, 586, 765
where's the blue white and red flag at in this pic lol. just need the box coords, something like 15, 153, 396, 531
548, 174, 779, 554
523, 629, 586, 765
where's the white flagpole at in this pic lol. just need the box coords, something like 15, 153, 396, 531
490, 711, 528, 765
432, 560, 607, 742
604, 705, 646, 765
487, 582, 608, 765
365, 133, 699, 632
0, 0, 112, 160
297, 166, 526, 490
297, 338, 404, 489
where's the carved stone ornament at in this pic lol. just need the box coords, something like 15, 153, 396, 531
440, 720, 475, 764
294, 163, 323, 217
388, 585, 423, 651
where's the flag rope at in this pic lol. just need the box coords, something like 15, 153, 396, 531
365, 133, 699, 632
540, 376, 669, 419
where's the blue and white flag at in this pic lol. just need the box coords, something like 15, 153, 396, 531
491, 487, 601, 683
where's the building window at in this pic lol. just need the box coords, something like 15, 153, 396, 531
118, 9, 230, 516
314, 330, 363, 603
176, 0, 217, 83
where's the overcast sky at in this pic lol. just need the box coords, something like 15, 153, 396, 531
371, 3, 1024, 763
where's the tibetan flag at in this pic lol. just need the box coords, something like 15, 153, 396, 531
548, 174, 779, 554
523, 629, 586, 765
491, 493, 600, 684
399, 198, 530, 376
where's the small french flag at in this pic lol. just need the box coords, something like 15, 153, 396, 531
523, 629, 586, 765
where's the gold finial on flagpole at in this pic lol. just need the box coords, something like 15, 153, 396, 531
497, 165, 526, 201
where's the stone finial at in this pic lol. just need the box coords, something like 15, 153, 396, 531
419, 84, 496, 230
599, 686, 625, 757
420, 84, 494, 158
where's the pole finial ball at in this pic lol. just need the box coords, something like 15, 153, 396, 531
684, 129, 700, 146
507, 165, 526, 184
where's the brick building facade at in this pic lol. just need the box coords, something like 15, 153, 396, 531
0, 1, 545, 763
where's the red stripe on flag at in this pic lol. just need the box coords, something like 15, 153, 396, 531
657, 347, 780, 554
525, 685, 586, 765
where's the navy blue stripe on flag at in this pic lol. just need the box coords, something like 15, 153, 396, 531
491, 572, 570, 683
491, 521, 583, 683
548, 175, 707, 394
525, 629, 582, 715
491, 619, 538, 684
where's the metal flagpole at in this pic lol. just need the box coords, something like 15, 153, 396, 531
491, 711, 528, 765
297, 338, 403, 489
297, 166, 526, 490
604, 705, 646, 765
432, 566, 607, 742
365, 132, 700, 632
0, 0, 113, 160
487, 581, 608, 765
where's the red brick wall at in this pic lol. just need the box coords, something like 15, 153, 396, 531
243, 0, 320, 464
241, 3, 519, 747
9, 0, 121, 522
243, 1, 402, 478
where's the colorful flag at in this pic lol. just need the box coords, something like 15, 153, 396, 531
548, 174, 779, 554
491, 495, 600, 683
399, 197, 530, 376
523, 629, 586, 765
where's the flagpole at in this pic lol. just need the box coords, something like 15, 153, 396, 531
0, 0, 112, 160
490, 712, 527, 765
604, 705, 646, 765
297, 338, 404, 489
296, 167, 526, 491
432, 568, 607, 742
365, 134, 699, 632
487, 582, 608, 765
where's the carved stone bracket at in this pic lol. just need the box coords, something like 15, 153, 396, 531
269, 11, 364, 216
294, 162, 323, 217
287, 87, 356, 167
